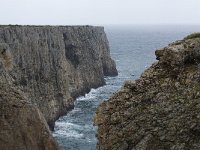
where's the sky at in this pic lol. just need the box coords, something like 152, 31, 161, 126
0, 0, 200, 25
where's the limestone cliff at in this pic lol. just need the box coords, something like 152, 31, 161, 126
95, 36, 200, 149
0, 25, 117, 130
0, 43, 60, 150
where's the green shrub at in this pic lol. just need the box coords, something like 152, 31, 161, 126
184, 32, 200, 40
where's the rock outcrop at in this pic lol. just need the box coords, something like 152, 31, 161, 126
0, 25, 117, 149
95, 37, 200, 149
0, 25, 117, 130
0, 43, 60, 150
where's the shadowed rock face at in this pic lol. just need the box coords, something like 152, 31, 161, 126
0, 25, 117, 130
0, 25, 117, 149
95, 38, 200, 150
0, 43, 60, 150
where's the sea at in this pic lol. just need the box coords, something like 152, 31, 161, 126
53, 25, 200, 150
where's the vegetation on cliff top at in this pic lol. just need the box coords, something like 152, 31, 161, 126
184, 32, 200, 40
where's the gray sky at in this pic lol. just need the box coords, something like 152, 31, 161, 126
1, 0, 200, 25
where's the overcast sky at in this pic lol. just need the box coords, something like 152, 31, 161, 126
1, 0, 200, 25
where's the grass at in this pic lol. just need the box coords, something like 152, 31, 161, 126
184, 32, 200, 40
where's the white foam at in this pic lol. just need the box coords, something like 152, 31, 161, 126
53, 129, 84, 138
53, 122, 84, 138
77, 88, 98, 101
56, 122, 82, 129
70, 107, 81, 113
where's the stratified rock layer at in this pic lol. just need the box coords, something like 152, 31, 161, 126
0, 44, 60, 150
95, 38, 200, 150
0, 25, 117, 129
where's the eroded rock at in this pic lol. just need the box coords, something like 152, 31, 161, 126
0, 25, 117, 149
0, 46, 60, 150
0, 25, 117, 129
95, 37, 200, 150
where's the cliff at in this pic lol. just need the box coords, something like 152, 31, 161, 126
0, 25, 117, 130
95, 36, 200, 149
0, 25, 117, 149
0, 43, 60, 150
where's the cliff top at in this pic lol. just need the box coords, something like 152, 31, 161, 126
95, 35, 200, 150
0, 24, 104, 29
155, 34, 200, 68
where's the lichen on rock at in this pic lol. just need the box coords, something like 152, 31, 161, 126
95, 37, 200, 150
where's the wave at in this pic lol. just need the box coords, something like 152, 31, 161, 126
53, 122, 84, 138
77, 88, 103, 101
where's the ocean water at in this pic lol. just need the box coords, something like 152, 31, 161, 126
53, 25, 200, 150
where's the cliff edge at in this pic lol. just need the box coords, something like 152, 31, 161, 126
0, 43, 60, 150
95, 35, 200, 149
0, 25, 117, 149
0, 25, 117, 130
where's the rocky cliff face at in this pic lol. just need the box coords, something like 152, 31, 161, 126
95, 37, 200, 150
0, 43, 60, 150
0, 25, 117, 130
